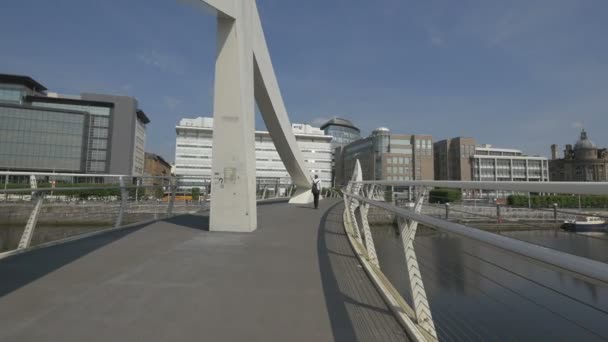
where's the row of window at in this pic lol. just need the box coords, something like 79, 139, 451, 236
415, 139, 432, 149
176, 144, 212, 148
31, 101, 111, 117
387, 166, 410, 174
0, 88, 23, 104
387, 176, 411, 181
0, 154, 81, 171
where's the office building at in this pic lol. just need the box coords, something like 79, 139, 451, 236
433, 137, 476, 181
335, 127, 433, 185
473, 145, 548, 182
320, 118, 361, 187
434, 137, 549, 182
143, 152, 172, 195
320, 118, 361, 150
174, 117, 332, 192
549, 129, 608, 181
0, 73, 149, 176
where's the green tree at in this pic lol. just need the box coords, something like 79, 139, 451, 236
192, 187, 200, 201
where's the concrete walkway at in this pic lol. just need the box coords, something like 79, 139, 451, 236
0, 200, 409, 342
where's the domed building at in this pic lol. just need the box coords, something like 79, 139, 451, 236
549, 129, 608, 181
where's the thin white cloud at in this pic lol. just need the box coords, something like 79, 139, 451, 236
136, 50, 185, 74
425, 26, 445, 46
572, 121, 584, 129
163, 96, 183, 111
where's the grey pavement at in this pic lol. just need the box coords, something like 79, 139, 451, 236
0, 200, 409, 342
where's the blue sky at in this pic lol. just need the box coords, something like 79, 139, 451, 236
1, 0, 607, 162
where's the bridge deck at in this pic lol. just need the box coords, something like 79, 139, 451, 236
0, 200, 409, 342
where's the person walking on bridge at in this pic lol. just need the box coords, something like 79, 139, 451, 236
312, 175, 321, 209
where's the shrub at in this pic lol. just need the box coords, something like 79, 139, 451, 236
429, 188, 462, 204
192, 187, 200, 201
507, 194, 608, 208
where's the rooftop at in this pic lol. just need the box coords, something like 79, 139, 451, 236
320, 117, 360, 132
0, 73, 47, 92
25, 95, 115, 108
574, 129, 596, 150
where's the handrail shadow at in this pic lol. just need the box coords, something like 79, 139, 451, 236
317, 201, 405, 341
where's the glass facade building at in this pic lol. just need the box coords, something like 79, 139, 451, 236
0, 104, 87, 172
320, 118, 361, 186
0, 73, 149, 176
320, 118, 361, 151
28, 97, 113, 173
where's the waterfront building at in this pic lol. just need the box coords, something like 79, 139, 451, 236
0, 74, 149, 177
434, 137, 549, 182
174, 117, 332, 192
549, 129, 608, 181
335, 127, 433, 185
143, 152, 172, 196
320, 118, 361, 187
433, 137, 476, 181
472, 145, 548, 182
320, 118, 361, 151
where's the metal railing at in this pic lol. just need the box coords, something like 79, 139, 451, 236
341, 160, 608, 341
0, 172, 204, 257
0, 171, 309, 257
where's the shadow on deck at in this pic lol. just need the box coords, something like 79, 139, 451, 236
0, 200, 409, 342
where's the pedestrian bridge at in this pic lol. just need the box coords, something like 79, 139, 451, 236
2, 170, 608, 341
0, 200, 409, 342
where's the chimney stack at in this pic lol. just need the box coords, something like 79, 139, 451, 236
551, 144, 558, 160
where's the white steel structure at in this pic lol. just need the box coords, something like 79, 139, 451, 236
175, 117, 332, 191
187, 0, 315, 231
342, 162, 608, 340
472, 145, 549, 182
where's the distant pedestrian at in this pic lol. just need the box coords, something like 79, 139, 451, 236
312, 175, 321, 209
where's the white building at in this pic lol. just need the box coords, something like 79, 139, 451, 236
174, 117, 332, 192
472, 145, 549, 182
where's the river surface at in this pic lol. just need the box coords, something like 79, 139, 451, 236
372, 225, 608, 341
0, 213, 168, 253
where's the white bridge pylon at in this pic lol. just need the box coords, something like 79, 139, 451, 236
191, 0, 314, 232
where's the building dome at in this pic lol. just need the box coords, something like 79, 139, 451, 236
372, 127, 390, 135
574, 129, 597, 150
574, 129, 598, 161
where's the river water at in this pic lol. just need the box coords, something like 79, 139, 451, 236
372, 225, 608, 341
0, 213, 168, 253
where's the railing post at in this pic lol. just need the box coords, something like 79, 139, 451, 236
18, 178, 43, 250
166, 178, 176, 217
115, 176, 128, 228
445, 202, 450, 219
3, 173, 8, 201
553, 203, 558, 224
497, 203, 502, 224
360, 185, 379, 267
135, 177, 139, 203
397, 195, 437, 339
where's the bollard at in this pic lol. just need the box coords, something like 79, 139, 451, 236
553, 203, 558, 225
497, 204, 502, 224
445, 203, 450, 219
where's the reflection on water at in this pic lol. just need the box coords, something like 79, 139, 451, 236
373, 225, 608, 341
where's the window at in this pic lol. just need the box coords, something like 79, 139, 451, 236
0, 88, 23, 103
